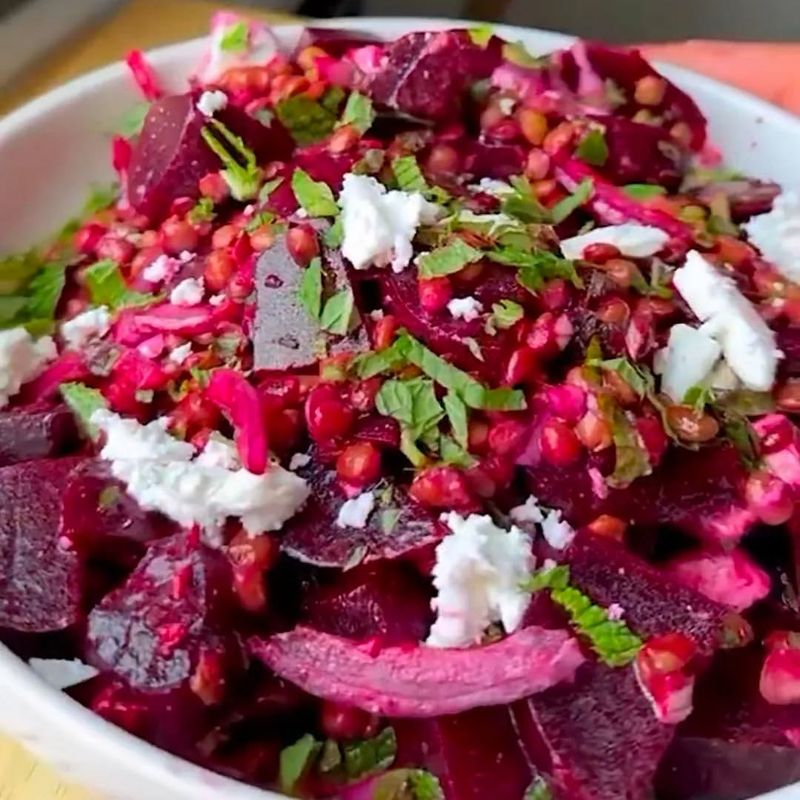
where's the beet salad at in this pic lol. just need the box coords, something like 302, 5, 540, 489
3, 13, 800, 800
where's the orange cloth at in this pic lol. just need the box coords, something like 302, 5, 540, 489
643, 41, 800, 115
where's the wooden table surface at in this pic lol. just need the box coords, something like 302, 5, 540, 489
0, 4, 296, 796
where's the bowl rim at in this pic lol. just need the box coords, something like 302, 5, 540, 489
0, 17, 797, 800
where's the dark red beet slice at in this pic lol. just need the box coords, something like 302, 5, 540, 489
301, 561, 433, 645
128, 93, 292, 221
393, 707, 536, 800
85, 532, 244, 696
463, 141, 527, 180
61, 459, 176, 568
280, 457, 444, 568
250, 625, 584, 717
0, 404, 79, 467
513, 660, 676, 800
0, 458, 84, 633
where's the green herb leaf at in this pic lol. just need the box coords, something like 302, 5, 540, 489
291, 168, 339, 217
380, 507, 402, 535
339, 91, 375, 135
443, 392, 469, 448
372, 769, 445, 800
721, 413, 761, 469
575, 129, 609, 167
201, 119, 262, 201
298, 257, 323, 321
318, 739, 343, 774
276, 95, 337, 145
501, 175, 551, 223
440, 435, 475, 467
324, 217, 344, 248
0, 296, 27, 324
342, 727, 397, 780
487, 247, 582, 291
597, 395, 652, 488
502, 41, 545, 68
489, 299, 524, 331
683, 383, 715, 411
588, 357, 650, 398
715, 389, 775, 417
392, 155, 429, 194
416, 238, 483, 279
549, 178, 594, 224
320, 85, 346, 114
467, 24, 494, 47
353, 147, 386, 175
623, 183, 668, 200
526, 564, 643, 667
376, 377, 445, 444
187, 196, 216, 224
245, 210, 275, 233
60, 382, 108, 440
84, 259, 155, 311
279, 734, 321, 794
0, 251, 42, 295
219, 20, 249, 52
320, 287, 355, 336
257, 176, 284, 203
116, 102, 151, 138
525, 776, 554, 800
353, 339, 408, 379
23, 261, 67, 324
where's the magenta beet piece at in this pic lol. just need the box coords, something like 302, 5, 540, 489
364, 30, 501, 121
0, 404, 79, 467
393, 706, 536, 800
86, 532, 244, 697
463, 141, 527, 180
18, 351, 90, 404
0, 458, 84, 633
250, 624, 584, 717
61, 459, 176, 567
513, 660, 676, 800
301, 561, 433, 645
280, 456, 444, 568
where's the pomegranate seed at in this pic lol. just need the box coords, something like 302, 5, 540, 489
75, 223, 107, 256
583, 243, 622, 264
286, 225, 319, 267
634, 75, 667, 106
203, 250, 236, 292
488, 420, 527, 456
169, 196, 195, 218
603, 370, 639, 406
479, 103, 506, 132
575, 411, 613, 451
267, 408, 303, 455
587, 514, 627, 540
638, 633, 697, 677
604, 258, 636, 289
761, 645, 800, 705
418, 277, 453, 314
505, 346, 540, 385
112, 135, 133, 174
524, 148, 551, 181
543, 121, 575, 155
329, 124, 360, 153
320, 700, 377, 740
426, 143, 461, 176
665, 405, 720, 443
349, 377, 382, 412
596, 297, 631, 325
160, 217, 199, 255
373, 314, 398, 350
482, 454, 515, 487
518, 109, 549, 145
776, 379, 800, 412
212, 224, 240, 250
305, 384, 355, 443
199, 172, 229, 203
525, 312, 560, 359
540, 418, 583, 466
468, 419, 490, 454
336, 441, 382, 486
409, 465, 474, 510
96, 235, 135, 264
249, 226, 275, 252
745, 470, 794, 525
539, 278, 570, 311
170, 392, 221, 439
635, 415, 669, 466
542, 384, 587, 423
464, 461, 497, 499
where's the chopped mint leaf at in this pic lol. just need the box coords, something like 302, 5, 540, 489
587, 357, 650, 398
0, 296, 27, 325
320, 85, 346, 115
623, 183, 667, 200
320, 287, 355, 336
525, 776, 554, 800
0, 251, 42, 295
342, 727, 397, 780
376, 376, 445, 445
245, 210, 275, 233
467, 23, 494, 47
501, 175, 551, 223
353, 147, 386, 175
339, 91, 375, 135
201, 119, 262, 201
683, 384, 715, 411
318, 739, 343, 774
60, 382, 108, 440
291, 168, 339, 217
298, 257, 323, 321
443, 392, 469, 448
502, 41, 545, 68
715, 389, 775, 417
380, 507, 402, 535
598, 394, 652, 488
353, 340, 408, 379
463, 336, 484, 362
486, 247, 582, 291
721, 412, 761, 470
276, 95, 337, 145
24, 261, 67, 326
526, 564, 643, 667
188, 196, 215, 224
372, 769, 445, 800
417, 238, 483, 279
115, 102, 151, 138
219, 20, 249, 53
324, 217, 344, 248
440, 435, 475, 468
392, 155, 429, 194
84, 259, 155, 311
549, 178, 594, 224
258, 176, 284, 203
279, 734, 321, 794
98, 484, 121, 509
575, 129, 609, 167
489, 299, 524, 331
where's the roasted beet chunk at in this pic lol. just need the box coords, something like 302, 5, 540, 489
0, 458, 84, 633
86, 532, 244, 700
394, 707, 537, 800
513, 660, 677, 800
0, 404, 79, 467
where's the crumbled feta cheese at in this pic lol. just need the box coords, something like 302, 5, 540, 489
195, 433, 240, 470
209, 293, 226, 306
169, 342, 193, 365
498, 97, 516, 115
606, 603, 625, 621
0, 328, 56, 409
447, 296, 484, 322
339, 174, 441, 272
673, 250, 780, 391
295, 207, 309, 219
559, 223, 671, 261
288, 452, 311, 471
336, 491, 376, 529
427, 513, 534, 649
743, 190, 800, 282
540, 509, 576, 550
170, 277, 205, 307
92, 410, 310, 538
509, 495, 545, 524
198, 11, 277, 84
61, 306, 111, 350
197, 89, 228, 117
656, 323, 722, 403
142, 254, 178, 284
28, 658, 99, 691
474, 179, 514, 197
179, 250, 194, 263
369, 309, 385, 322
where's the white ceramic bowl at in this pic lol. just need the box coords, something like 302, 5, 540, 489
1, 17, 799, 800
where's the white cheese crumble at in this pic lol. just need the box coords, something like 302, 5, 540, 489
170, 277, 205, 307
28, 658, 99, 691
288, 452, 311, 471
336, 491, 376, 529
169, 342, 193, 365
426, 513, 534, 649
197, 89, 229, 117
498, 97, 516, 115
339, 173, 441, 272
673, 250, 780, 391
92, 410, 310, 538
655, 323, 722, 403
209, 292, 226, 306
474, 178, 514, 197
198, 12, 277, 84
0, 328, 56, 409
195, 433, 240, 470
142, 254, 178, 284
509, 495, 545, 524
61, 306, 111, 350
540, 509, 577, 550
559, 223, 670, 261
447, 296, 484, 322
743, 190, 800, 282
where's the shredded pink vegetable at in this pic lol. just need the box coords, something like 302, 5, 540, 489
125, 49, 164, 101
